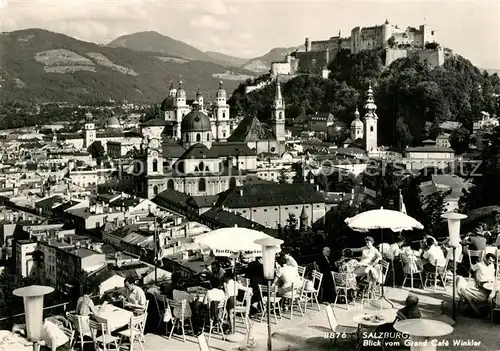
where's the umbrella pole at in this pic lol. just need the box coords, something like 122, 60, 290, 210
370, 228, 394, 309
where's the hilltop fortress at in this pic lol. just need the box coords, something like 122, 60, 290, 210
271, 20, 452, 78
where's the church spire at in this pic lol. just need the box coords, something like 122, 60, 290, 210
274, 76, 283, 101
364, 82, 377, 119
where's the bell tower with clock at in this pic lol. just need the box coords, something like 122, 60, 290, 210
142, 136, 164, 199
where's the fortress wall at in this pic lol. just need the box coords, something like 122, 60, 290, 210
385, 49, 409, 65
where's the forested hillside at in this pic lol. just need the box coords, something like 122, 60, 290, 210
229, 49, 500, 149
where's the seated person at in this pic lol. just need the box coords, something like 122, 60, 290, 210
162, 272, 181, 299
378, 236, 404, 260
203, 279, 226, 324
376, 293, 421, 335
274, 256, 302, 297
123, 277, 147, 310
348, 236, 382, 278
75, 287, 97, 316
456, 253, 496, 316
282, 249, 298, 269
335, 249, 358, 302
421, 237, 446, 273
223, 272, 251, 334
208, 261, 226, 282
463, 227, 487, 264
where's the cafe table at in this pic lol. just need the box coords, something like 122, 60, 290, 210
97, 304, 134, 332
483, 281, 500, 292
394, 319, 453, 351
353, 309, 396, 350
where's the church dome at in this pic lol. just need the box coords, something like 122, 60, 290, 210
107, 116, 120, 128
351, 119, 363, 128
176, 80, 186, 99
181, 110, 211, 132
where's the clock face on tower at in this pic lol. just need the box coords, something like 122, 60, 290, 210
150, 151, 159, 158
148, 138, 160, 149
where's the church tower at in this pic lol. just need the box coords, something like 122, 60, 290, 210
196, 87, 204, 112
271, 78, 286, 142
84, 123, 96, 148
363, 83, 378, 153
168, 82, 177, 98
173, 79, 190, 139
212, 81, 230, 142
143, 136, 164, 199
350, 106, 364, 141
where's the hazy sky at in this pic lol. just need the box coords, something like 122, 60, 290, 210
1, 0, 499, 69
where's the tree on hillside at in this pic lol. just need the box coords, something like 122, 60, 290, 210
87, 141, 105, 159
291, 162, 305, 184
421, 189, 450, 237
449, 126, 471, 154
143, 104, 160, 121
460, 126, 500, 212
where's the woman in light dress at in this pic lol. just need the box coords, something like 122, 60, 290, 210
347, 236, 383, 283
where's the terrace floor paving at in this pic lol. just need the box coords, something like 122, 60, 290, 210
140, 286, 500, 351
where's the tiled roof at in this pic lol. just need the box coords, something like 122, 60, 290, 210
202, 208, 275, 235
87, 267, 119, 285
35, 195, 64, 208
208, 142, 256, 157
177, 143, 211, 160
406, 146, 455, 153
218, 183, 325, 208
140, 118, 168, 127
162, 142, 186, 158
154, 189, 191, 208
187, 195, 219, 208
227, 116, 275, 142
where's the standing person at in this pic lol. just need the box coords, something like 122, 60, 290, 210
75, 286, 98, 317
315, 246, 334, 302
209, 261, 226, 283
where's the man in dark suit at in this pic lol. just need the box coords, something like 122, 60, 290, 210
316, 246, 334, 302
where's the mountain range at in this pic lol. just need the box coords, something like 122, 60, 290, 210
0, 29, 299, 104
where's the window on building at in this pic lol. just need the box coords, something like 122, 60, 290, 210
223, 131, 227, 138
253, 209, 256, 212
271, 147, 276, 152
153, 185, 159, 195
264, 209, 267, 212
198, 178, 206, 192
186, 134, 189, 142
152, 159, 158, 172
207, 133, 210, 141
167, 179, 174, 190
279, 111, 283, 119
229, 177, 236, 188
196, 133, 201, 142
370, 126, 374, 132
222, 112, 226, 118
199, 162, 204, 172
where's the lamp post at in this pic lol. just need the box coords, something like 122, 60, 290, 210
442, 212, 467, 322
254, 237, 283, 351
13, 285, 54, 351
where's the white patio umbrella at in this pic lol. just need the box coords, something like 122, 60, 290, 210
345, 207, 424, 308
193, 226, 277, 257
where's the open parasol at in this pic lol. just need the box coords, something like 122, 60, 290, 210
345, 207, 424, 308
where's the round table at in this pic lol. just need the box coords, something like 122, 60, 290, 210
353, 314, 390, 327
394, 319, 453, 351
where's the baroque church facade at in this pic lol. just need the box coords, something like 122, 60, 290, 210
134, 79, 287, 199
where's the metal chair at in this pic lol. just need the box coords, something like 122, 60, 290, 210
59, 326, 75, 350
325, 304, 357, 348
303, 270, 323, 312
66, 312, 93, 350
204, 299, 227, 344
258, 284, 282, 324
118, 312, 148, 351
424, 258, 449, 293
332, 272, 354, 310
280, 282, 305, 320
400, 254, 424, 291
88, 318, 120, 351
166, 298, 194, 342
234, 289, 253, 331
297, 265, 306, 280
